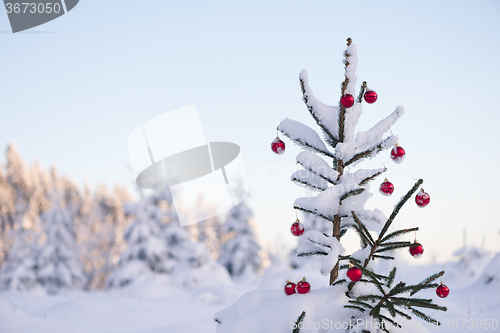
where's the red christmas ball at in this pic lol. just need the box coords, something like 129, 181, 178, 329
347, 267, 362, 282
296, 279, 311, 294
284, 280, 296, 295
290, 220, 304, 237
415, 190, 430, 208
379, 179, 394, 196
340, 94, 355, 108
364, 90, 378, 104
390, 145, 405, 163
409, 243, 424, 259
436, 283, 449, 298
271, 137, 285, 155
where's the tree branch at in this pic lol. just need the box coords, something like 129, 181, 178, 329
279, 130, 335, 158
378, 179, 423, 240
299, 78, 339, 148
345, 135, 395, 166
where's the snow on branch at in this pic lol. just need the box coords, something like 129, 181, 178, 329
294, 186, 342, 220
291, 169, 329, 191
353, 168, 387, 185
299, 70, 340, 146
344, 43, 358, 96
303, 229, 336, 249
296, 151, 339, 184
355, 106, 405, 151
345, 134, 398, 166
320, 239, 345, 276
297, 241, 328, 257
278, 118, 334, 158
343, 103, 363, 143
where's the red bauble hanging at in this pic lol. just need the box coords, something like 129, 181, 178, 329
379, 178, 394, 196
284, 280, 296, 295
415, 189, 430, 208
409, 242, 424, 259
290, 220, 304, 237
390, 144, 405, 164
340, 93, 355, 108
271, 137, 285, 155
296, 278, 311, 294
364, 90, 378, 104
347, 266, 362, 282
436, 283, 450, 298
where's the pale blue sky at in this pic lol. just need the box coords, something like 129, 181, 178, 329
1, 0, 499, 263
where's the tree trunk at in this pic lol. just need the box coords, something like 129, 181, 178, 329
329, 160, 344, 285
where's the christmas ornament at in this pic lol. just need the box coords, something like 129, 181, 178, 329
290, 219, 304, 237
284, 280, 296, 295
296, 278, 311, 294
340, 93, 355, 108
415, 189, 430, 208
364, 89, 378, 104
379, 179, 394, 196
271, 136, 285, 155
347, 265, 362, 282
436, 282, 449, 298
390, 144, 405, 163
409, 242, 424, 259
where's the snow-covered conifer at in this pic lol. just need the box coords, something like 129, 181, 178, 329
34, 192, 87, 293
218, 201, 264, 277
215, 38, 447, 332
107, 189, 177, 287
0, 227, 39, 291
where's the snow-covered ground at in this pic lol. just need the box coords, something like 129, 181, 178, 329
1, 253, 499, 333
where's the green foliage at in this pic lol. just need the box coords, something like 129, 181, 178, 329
386, 267, 397, 288
380, 227, 419, 243
297, 251, 328, 257
340, 188, 365, 201
292, 311, 306, 333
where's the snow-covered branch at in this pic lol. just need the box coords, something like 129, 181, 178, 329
345, 134, 398, 166
290, 169, 328, 191
278, 118, 335, 158
355, 106, 405, 151
296, 151, 339, 184
299, 70, 340, 147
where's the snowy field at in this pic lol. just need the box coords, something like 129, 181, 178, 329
1, 253, 499, 333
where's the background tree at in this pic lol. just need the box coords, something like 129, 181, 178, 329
218, 200, 265, 278
34, 189, 87, 293
106, 189, 176, 287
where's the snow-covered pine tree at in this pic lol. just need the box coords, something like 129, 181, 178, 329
0, 145, 47, 288
0, 143, 31, 264
215, 38, 447, 333
34, 188, 87, 293
106, 189, 177, 287
0, 159, 14, 266
108, 188, 231, 289
0, 226, 39, 291
218, 200, 264, 278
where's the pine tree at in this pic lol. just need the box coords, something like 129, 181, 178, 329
218, 200, 264, 277
106, 189, 176, 287
215, 38, 447, 332
0, 227, 39, 291
0, 160, 14, 266
34, 190, 87, 293
0, 144, 43, 282
108, 189, 232, 289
